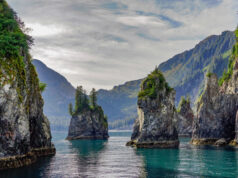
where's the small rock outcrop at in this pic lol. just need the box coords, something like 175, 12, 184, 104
0, 1, 55, 170
66, 87, 109, 140
177, 96, 194, 137
127, 69, 179, 148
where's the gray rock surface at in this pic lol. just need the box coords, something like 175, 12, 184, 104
191, 73, 238, 145
67, 107, 109, 140
215, 138, 227, 146
0, 55, 55, 157
177, 99, 194, 137
127, 70, 179, 148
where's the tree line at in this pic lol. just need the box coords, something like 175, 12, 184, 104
68, 86, 98, 116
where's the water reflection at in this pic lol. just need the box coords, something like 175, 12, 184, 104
69, 139, 107, 156
69, 139, 107, 177
135, 138, 238, 178
2, 132, 238, 178
135, 148, 180, 178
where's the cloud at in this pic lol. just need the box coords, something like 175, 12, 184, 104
28, 23, 65, 37
7, 0, 238, 91
117, 15, 166, 27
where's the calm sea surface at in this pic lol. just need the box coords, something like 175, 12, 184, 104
1, 131, 238, 178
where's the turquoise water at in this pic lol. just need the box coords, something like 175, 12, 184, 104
1, 131, 238, 178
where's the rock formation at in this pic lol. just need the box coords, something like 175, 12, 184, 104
191, 74, 238, 145
191, 28, 238, 145
127, 69, 179, 148
177, 96, 194, 137
0, 1, 55, 170
66, 87, 109, 140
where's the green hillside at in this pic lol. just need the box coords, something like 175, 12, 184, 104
97, 31, 236, 129
33, 31, 236, 130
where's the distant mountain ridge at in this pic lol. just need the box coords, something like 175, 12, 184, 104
33, 30, 236, 130
32, 59, 75, 130
98, 30, 236, 129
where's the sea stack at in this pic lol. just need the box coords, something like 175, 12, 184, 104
66, 87, 109, 140
191, 28, 238, 146
177, 96, 194, 137
127, 68, 179, 148
0, 1, 55, 170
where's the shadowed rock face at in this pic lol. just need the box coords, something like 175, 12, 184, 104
0, 1, 55, 170
67, 108, 109, 140
192, 29, 238, 146
127, 70, 179, 148
191, 73, 238, 145
177, 101, 194, 137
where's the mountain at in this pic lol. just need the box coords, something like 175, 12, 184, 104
32, 59, 75, 130
160, 31, 236, 105
98, 30, 236, 128
33, 31, 236, 130
97, 80, 141, 129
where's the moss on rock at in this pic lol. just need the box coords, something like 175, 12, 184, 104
138, 68, 173, 99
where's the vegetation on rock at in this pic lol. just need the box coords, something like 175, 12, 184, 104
0, 0, 37, 103
206, 71, 213, 78
90, 88, 97, 109
177, 95, 190, 113
138, 68, 173, 99
219, 28, 238, 86
68, 86, 107, 126
39, 82, 47, 92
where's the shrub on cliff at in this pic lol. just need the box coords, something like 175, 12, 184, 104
177, 95, 190, 113
0, 1, 36, 102
138, 67, 173, 99
219, 27, 238, 86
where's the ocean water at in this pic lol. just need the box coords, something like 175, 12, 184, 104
1, 131, 238, 178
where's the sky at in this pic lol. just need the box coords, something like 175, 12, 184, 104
7, 0, 238, 91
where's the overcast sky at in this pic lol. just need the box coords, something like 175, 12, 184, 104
7, 0, 238, 91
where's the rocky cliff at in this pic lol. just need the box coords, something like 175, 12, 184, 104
0, 1, 55, 170
177, 97, 194, 137
127, 69, 179, 148
191, 74, 238, 145
191, 28, 238, 146
67, 108, 109, 140
66, 87, 109, 140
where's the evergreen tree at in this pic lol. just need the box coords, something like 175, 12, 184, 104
82, 89, 89, 109
75, 86, 83, 113
90, 88, 97, 108
68, 103, 73, 116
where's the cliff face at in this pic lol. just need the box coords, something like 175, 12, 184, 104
191, 74, 238, 145
127, 69, 179, 148
177, 97, 194, 136
67, 107, 109, 140
0, 1, 55, 170
191, 29, 238, 146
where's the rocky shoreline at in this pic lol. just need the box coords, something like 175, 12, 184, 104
0, 147, 56, 170
126, 140, 179, 148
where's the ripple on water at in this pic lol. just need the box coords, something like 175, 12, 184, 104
1, 132, 238, 178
